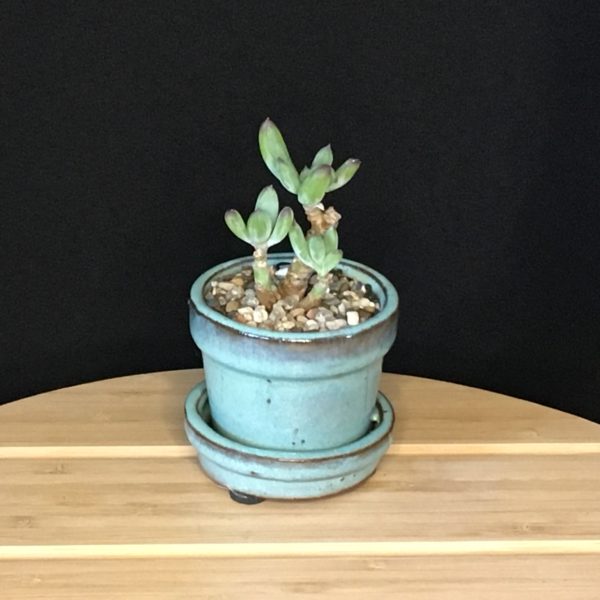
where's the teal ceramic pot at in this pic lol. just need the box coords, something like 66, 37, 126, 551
189, 253, 398, 452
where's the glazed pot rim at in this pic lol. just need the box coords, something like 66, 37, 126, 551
189, 253, 398, 343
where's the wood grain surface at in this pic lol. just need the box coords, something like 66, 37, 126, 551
1, 370, 599, 598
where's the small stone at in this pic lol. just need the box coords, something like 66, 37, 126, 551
270, 303, 286, 322
289, 307, 305, 318
217, 296, 227, 306
346, 311, 360, 326
243, 296, 259, 308
325, 319, 348, 331
225, 300, 240, 313
281, 321, 296, 330
237, 307, 254, 319
295, 315, 308, 323
207, 296, 217, 304
342, 290, 359, 301
304, 319, 319, 331
338, 302, 347, 316
313, 307, 334, 323
217, 281, 235, 291
359, 297, 374, 309
253, 307, 268, 323
350, 279, 364, 292
281, 295, 299, 310
230, 277, 244, 287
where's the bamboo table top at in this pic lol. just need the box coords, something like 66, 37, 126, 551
1, 370, 599, 599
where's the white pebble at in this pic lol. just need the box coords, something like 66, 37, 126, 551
304, 319, 319, 331
346, 311, 360, 326
325, 319, 348, 331
253, 307, 268, 323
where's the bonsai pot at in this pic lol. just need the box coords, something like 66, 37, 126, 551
185, 252, 398, 501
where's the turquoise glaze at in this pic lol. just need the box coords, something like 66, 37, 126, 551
184, 381, 394, 500
188, 253, 398, 452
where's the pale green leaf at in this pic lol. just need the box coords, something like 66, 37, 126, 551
312, 144, 333, 167
224, 210, 249, 243
258, 118, 299, 193
329, 158, 361, 191
246, 210, 272, 246
298, 165, 333, 206
288, 221, 310, 263
299, 166, 311, 181
322, 226, 339, 254
321, 249, 343, 275
267, 207, 294, 247
254, 185, 279, 226
308, 235, 326, 265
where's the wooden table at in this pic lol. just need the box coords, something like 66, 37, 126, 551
1, 370, 599, 598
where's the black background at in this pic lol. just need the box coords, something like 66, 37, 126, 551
2, 2, 599, 422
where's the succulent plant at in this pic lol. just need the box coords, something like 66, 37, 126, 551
225, 186, 293, 293
259, 118, 360, 208
288, 223, 342, 277
224, 118, 360, 311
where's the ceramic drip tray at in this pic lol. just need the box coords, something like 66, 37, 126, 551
184, 381, 395, 502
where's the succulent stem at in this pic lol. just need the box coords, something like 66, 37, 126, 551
252, 247, 279, 309
277, 257, 312, 299
299, 275, 330, 310
252, 247, 271, 287
305, 205, 341, 235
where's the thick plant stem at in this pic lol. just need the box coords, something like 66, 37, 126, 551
277, 204, 341, 301
299, 275, 329, 310
305, 204, 341, 234
252, 247, 278, 309
277, 257, 312, 299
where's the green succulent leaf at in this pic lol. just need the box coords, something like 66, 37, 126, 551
312, 144, 333, 167
275, 161, 302, 195
224, 209, 249, 243
267, 206, 294, 247
254, 185, 279, 226
308, 235, 326, 265
298, 165, 334, 206
246, 210, 272, 246
258, 118, 300, 193
321, 249, 343, 276
299, 166, 311, 181
322, 226, 339, 254
329, 158, 361, 191
288, 221, 310, 263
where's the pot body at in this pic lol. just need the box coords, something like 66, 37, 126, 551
189, 253, 398, 451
